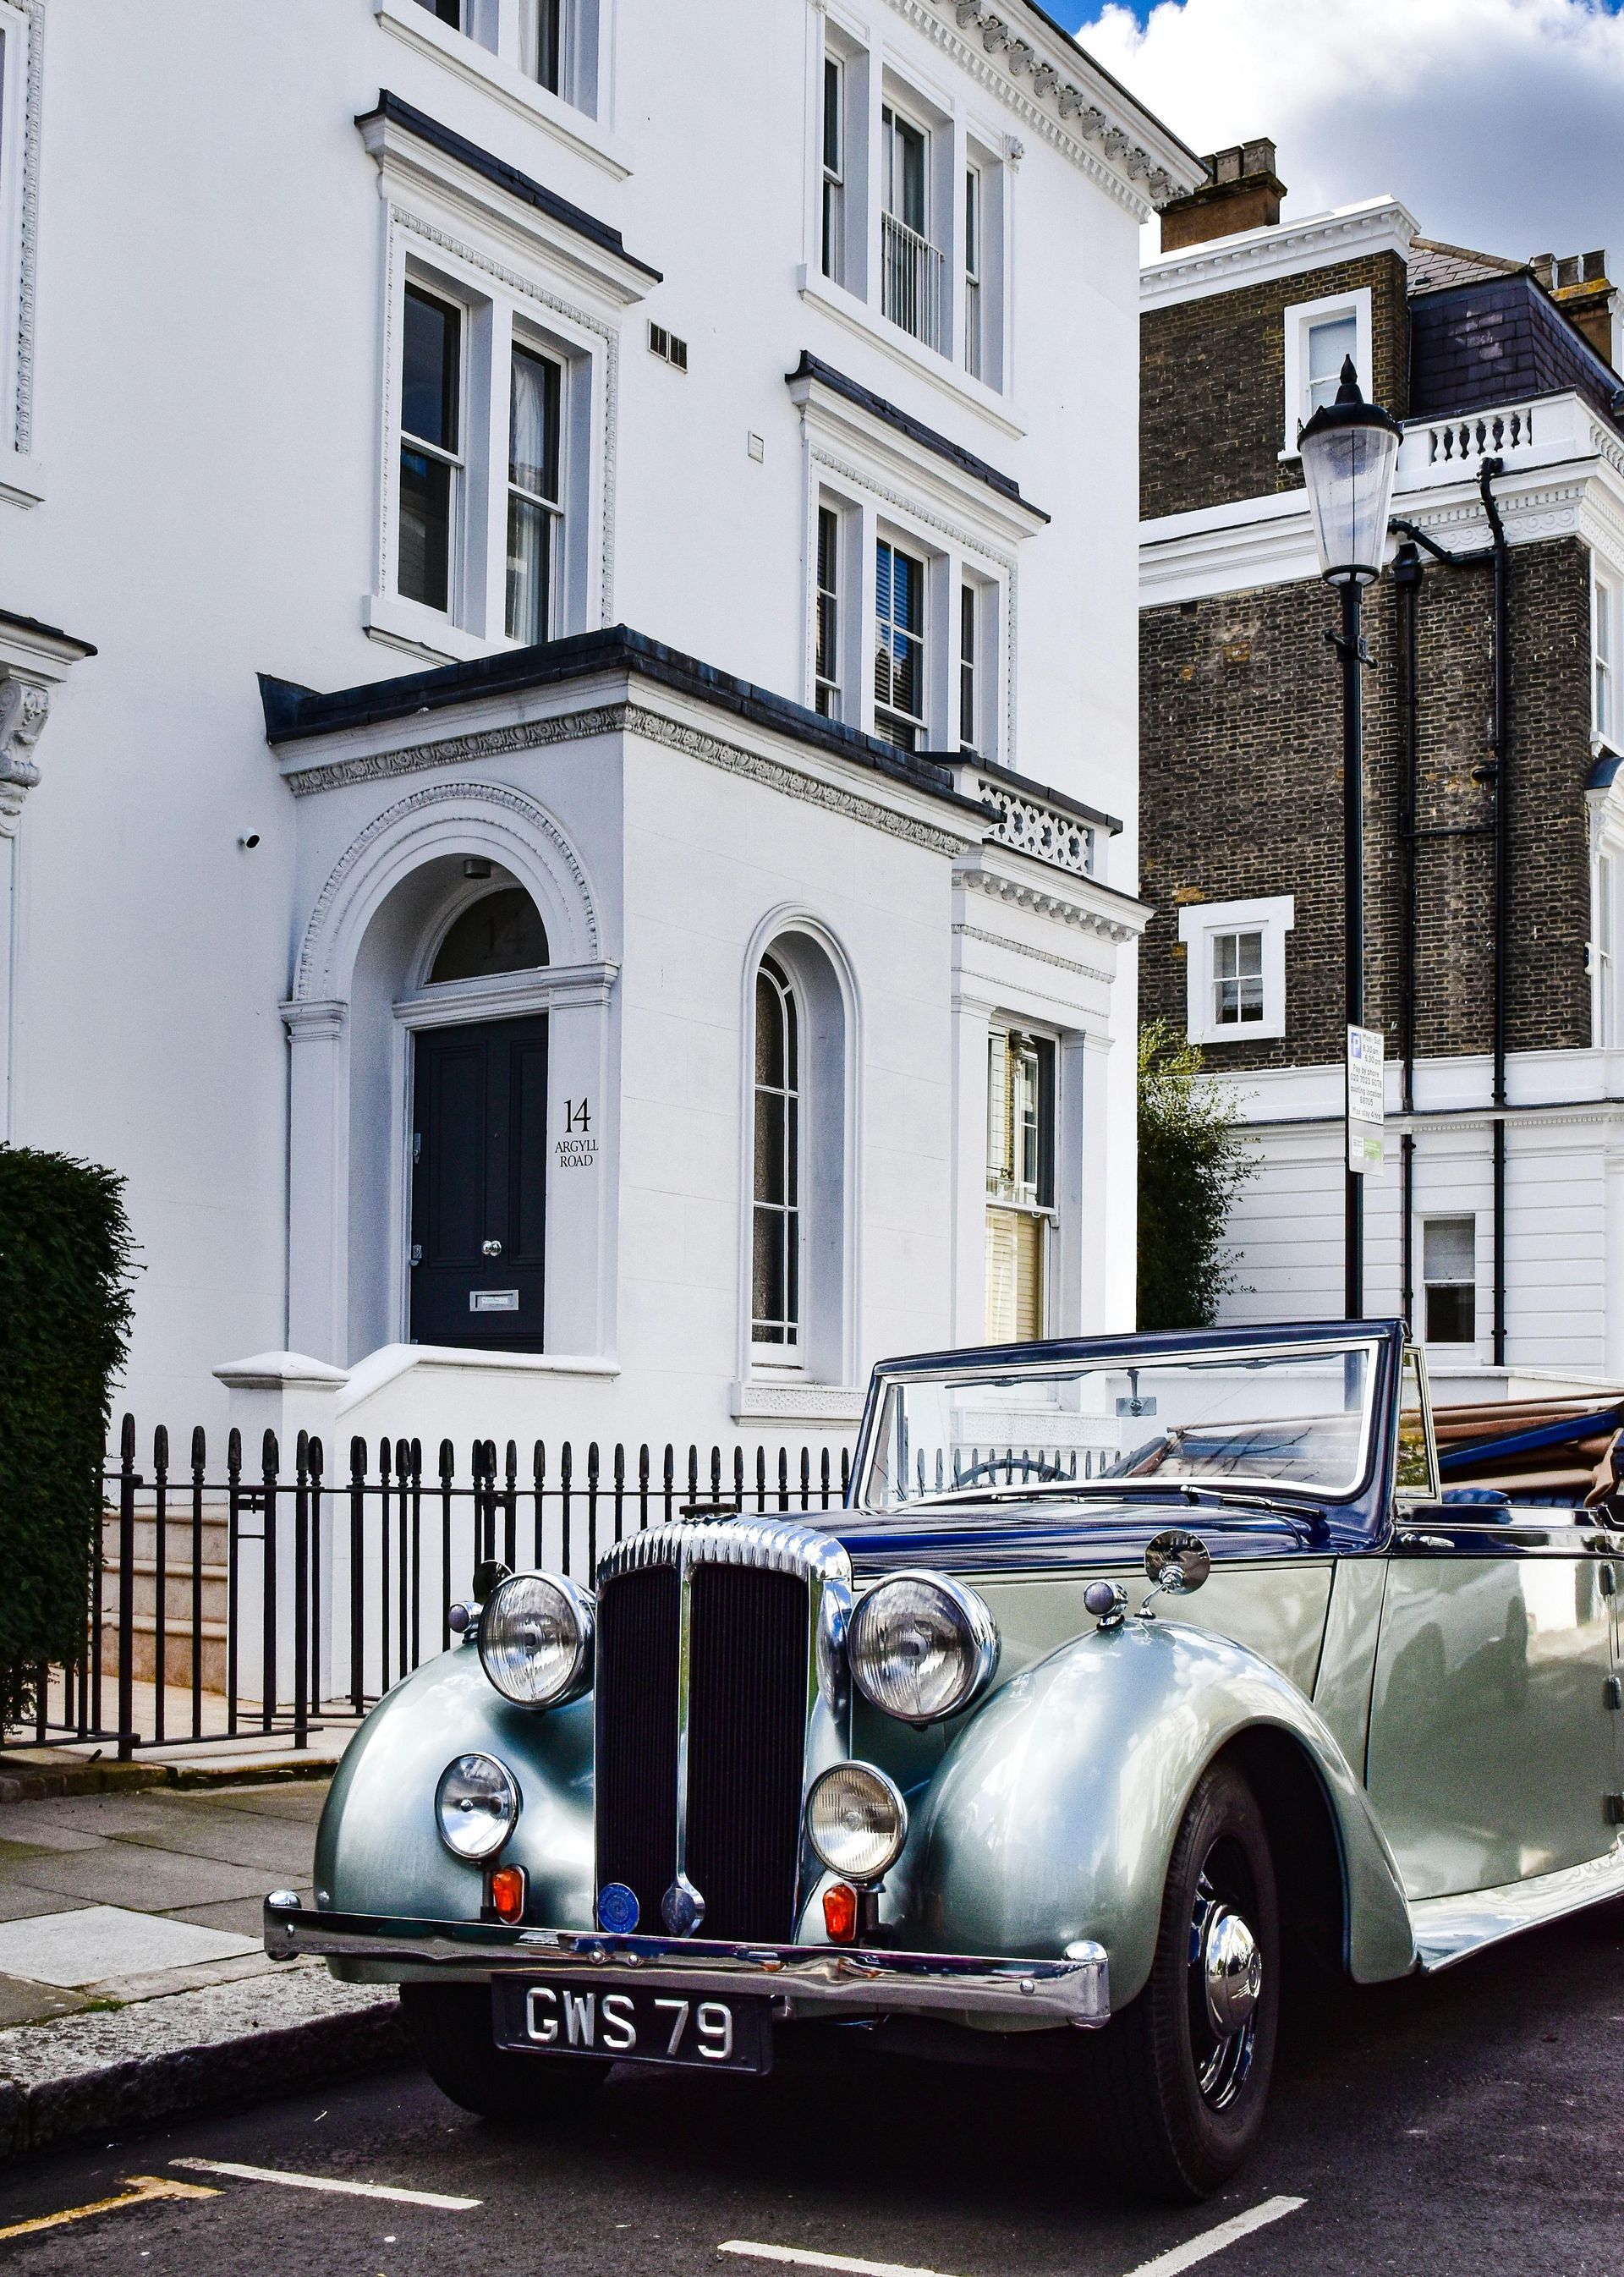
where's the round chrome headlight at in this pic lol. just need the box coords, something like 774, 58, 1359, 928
478, 1572, 595, 1709
435, 1752, 519, 1862
805, 1760, 908, 1885
848, 1572, 999, 1724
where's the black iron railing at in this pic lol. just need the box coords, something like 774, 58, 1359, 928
6, 1418, 853, 1762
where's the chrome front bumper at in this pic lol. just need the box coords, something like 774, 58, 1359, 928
263, 1898, 1110, 2027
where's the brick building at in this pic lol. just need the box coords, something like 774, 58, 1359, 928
1139, 144, 1624, 1392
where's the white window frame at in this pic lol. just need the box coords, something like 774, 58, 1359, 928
1281, 288, 1373, 458
799, 24, 1014, 420
813, 495, 848, 720
376, 0, 628, 178
1178, 895, 1295, 1045
1588, 771, 1624, 1050
504, 329, 569, 647
820, 49, 846, 289
874, 524, 932, 752
984, 1018, 1060, 1345
1594, 560, 1621, 749
0, 0, 42, 507
1420, 1215, 1479, 1351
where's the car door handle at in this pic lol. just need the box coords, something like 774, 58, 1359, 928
482, 1239, 503, 1259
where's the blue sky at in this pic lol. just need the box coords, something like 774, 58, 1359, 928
1039, 0, 1624, 277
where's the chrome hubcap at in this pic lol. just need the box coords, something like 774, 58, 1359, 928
1202, 1905, 1262, 2036
1188, 1848, 1262, 2110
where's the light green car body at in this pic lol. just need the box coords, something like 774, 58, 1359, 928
306, 1323, 1624, 2018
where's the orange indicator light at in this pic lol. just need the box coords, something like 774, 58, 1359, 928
490, 1864, 526, 1923
822, 1881, 859, 1943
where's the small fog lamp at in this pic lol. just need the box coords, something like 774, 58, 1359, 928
805, 1761, 908, 1885
435, 1752, 519, 1862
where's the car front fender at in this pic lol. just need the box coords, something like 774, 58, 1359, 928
902, 1615, 1416, 2008
314, 1645, 596, 1942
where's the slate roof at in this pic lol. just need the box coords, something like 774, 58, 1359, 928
1409, 271, 1624, 428
1407, 237, 1525, 297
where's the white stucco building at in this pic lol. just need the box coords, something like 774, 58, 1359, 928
2, 0, 1199, 1455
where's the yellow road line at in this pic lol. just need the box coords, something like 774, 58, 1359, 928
0, 2173, 219, 2242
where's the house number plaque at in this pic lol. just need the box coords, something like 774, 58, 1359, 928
556, 1096, 598, 1171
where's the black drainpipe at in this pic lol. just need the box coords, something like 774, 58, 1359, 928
1392, 542, 1424, 1332
1390, 453, 1508, 1364
1478, 460, 1511, 1369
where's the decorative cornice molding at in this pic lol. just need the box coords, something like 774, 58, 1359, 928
881, 0, 1202, 219
957, 859, 1144, 942
282, 698, 970, 859
627, 704, 968, 857
1141, 197, 1418, 312
953, 919, 1112, 987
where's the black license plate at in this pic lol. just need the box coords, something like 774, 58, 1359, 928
492, 1978, 772, 2074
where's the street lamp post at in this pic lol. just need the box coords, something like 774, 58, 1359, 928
1297, 357, 1403, 1323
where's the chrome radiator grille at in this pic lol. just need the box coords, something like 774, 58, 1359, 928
593, 1518, 851, 1944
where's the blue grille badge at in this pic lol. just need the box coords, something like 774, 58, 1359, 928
661, 1874, 705, 1938
596, 1882, 639, 1934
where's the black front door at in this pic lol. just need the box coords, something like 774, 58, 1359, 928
410, 1015, 547, 1352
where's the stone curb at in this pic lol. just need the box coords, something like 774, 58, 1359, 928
0, 1967, 411, 2160
0, 1757, 337, 1807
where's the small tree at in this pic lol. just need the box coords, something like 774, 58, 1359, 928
0, 1149, 136, 1726
1137, 1019, 1254, 1331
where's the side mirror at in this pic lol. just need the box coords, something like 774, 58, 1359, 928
473, 1558, 513, 1604
1143, 1529, 1212, 1601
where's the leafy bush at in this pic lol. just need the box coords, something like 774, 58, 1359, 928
1137, 1019, 1254, 1332
0, 1149, 135, 1725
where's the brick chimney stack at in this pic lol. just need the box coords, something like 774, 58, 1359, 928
1530, 249, 1620, 374
1158, 140, 1286, 255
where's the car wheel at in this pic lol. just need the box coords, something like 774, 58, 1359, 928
400, 1982, 612, 2121
1084, 1760, 1279, 2202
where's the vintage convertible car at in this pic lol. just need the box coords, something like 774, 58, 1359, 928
265, 1320, 1624, 2199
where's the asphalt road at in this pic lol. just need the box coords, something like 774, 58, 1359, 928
1, 1899, 1621, 2277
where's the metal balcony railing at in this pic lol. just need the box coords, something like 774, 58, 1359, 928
882, 211, 946, 348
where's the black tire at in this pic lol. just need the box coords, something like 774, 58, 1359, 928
401, 1982, 612, 2121
1084, 1761, 1280, 2202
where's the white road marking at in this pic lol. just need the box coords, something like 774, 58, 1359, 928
720, 2245, 960, 2277
1118, 2195, 1307, 2277
721, 2195, 1305, 2277
169, 2158, 480, 2210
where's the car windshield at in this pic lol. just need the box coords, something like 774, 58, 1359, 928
862, 1342, 1378, 1512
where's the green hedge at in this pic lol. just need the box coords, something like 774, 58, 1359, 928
0, 1149, 135, 1725
1137, 1020, 1254, 1332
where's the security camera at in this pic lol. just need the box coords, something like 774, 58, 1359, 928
239, 832, 261, 850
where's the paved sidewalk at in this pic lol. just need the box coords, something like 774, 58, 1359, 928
0, 1777, 409, 2157
0, 1780, 327, 2026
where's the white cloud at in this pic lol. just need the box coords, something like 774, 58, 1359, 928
1083, 0, 1624, 276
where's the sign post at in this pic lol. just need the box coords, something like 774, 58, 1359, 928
1347, 1023, 1385, 1177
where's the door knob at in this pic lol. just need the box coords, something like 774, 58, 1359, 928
482, 1238, 503, 1259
